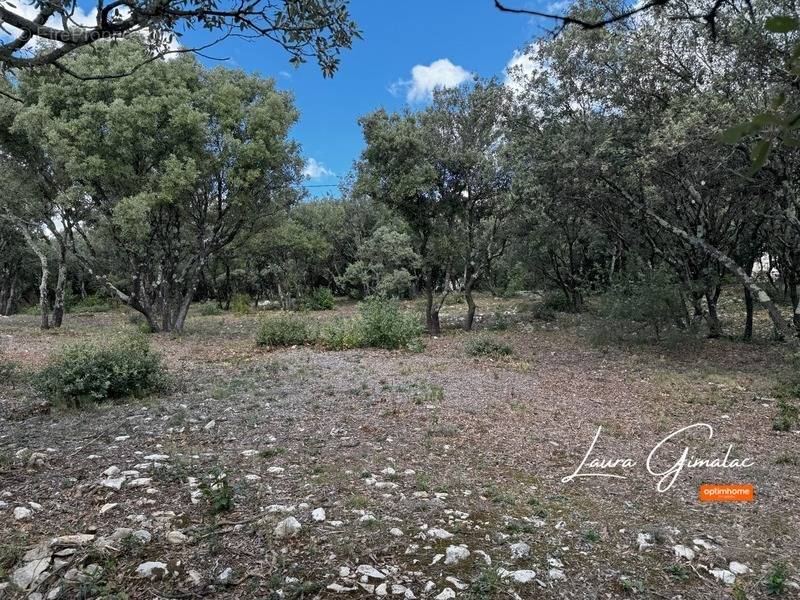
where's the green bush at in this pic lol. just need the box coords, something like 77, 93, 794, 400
357, 298, 422, 350
319, 298, 422, 351
466, 336, 513, 357
320, 317, 365, 350
37, 335, 166, 407
773, 399, 799, 432
0, 356, 18, 384
197, 301, 224, 316
67, 292, 114, 314
598, 269, 688, 341
256, 314, 318, 347
231, 293, 253, 314
541, 291, 574, 312
302, 288, 336, 311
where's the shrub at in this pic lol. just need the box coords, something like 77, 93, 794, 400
357, 298, 422, 350
773, 399, 799, 432
598, 269, 688, 341
302, 288, 336, 311
0, 356, 17, 384
541, 291, 575, 312
466, 336, 513, 357
231, 293, 253, 314
256, 314, 318, 347
67, 292, 114, 314
320, 317, 365, 350
319, 298, 422, 351
197, 301, 224, 316
37, 335, 166, 407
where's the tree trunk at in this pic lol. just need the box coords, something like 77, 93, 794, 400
790, 281, 800, 337
743, 285, 754, 341
51, 253, 67, 328
424, 277, 441, 336
705, 291, 722, 338
19, 228, 50, 330
464, 281, 476, 332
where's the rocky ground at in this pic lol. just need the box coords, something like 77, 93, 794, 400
1, 297, 799, 599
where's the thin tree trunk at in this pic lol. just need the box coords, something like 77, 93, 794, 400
705, 291, 722, 338
464, 281, 476, 332
743, 286, 753, 341
19, 228, 50, 330
51, 252, 67, 328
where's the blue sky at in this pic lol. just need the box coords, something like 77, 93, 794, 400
185, 1, 547, 197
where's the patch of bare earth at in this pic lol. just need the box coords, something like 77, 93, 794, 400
1, 305, 798, 599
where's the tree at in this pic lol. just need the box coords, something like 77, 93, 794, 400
0, 0, 359, 77
358, 81, 512, 333
7, 39, 302, 331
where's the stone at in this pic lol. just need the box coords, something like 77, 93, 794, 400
710, 569, 736, 585
510, 542, 530, 559
99, 503, 118, 515
637, 533, 653, 551
217, 567, 235, 585
50, 534, 95, 547
444, 545, 470, 565
13, 506, 32, 520
434, 589, 455, 600
128, 477, 152, 487
10, 558, 50, 590
355, 565, 386, 580
132, 530, 152, 543
729, 562, 750, 575
339, 566, 351, 577
204, 420, 216, 430
102, 466, 120, 477
100, 477, 126, 490
445, 577, 468, 590
135, 561, 168, 580
274, 516, 302, 538
475, 550, 492, 565
548, 568, 566, 580
267, 466, 285, 475
241, 449, 258, 457
510, 570, 537, 584
426, 528, 453, 540
166, 531, 188, 545
327, 583, 357, 593
375, 582, 388, 596
312, 507, 326, 522
144, 454, 169, 461
674, 544, 695, 561
389, 527, 404, 537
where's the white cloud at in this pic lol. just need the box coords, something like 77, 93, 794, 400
504, 43, 545, 97
390, 58, 472, 103
302, 158, 334, 180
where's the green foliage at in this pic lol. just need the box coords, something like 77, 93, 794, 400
541, 291, 574, 313
256, 314, 318, 347
200, 469, 235, 515
0, 356, 18, 384
320, 317, 365, 350
67, 292, 113, 314
599, 269, 688, 341
301, 288, 336, 310
37, 335, 166, 407
465, 567, 504, 599
231, 294, 253, 315
320, 298, 422, 350
766, 561, 789, 595
466, 336, 512, 357
356, 297, 422, 350
197, 301, 224, 316
773, 399, 799, 432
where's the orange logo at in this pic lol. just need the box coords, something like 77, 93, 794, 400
699, 484, 754, 502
